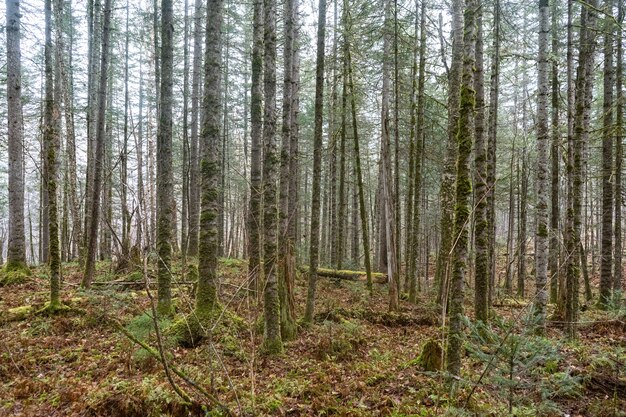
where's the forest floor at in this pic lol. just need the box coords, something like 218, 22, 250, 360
1, 258, 625, 417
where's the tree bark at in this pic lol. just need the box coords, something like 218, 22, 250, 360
304, 0, 327, 325
82, 0, 111, 288
615, 0, 624, 292
549, 0, 560, 304
446, 0, 476, 378
5, 0, 28, 272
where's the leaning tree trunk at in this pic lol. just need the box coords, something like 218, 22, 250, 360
446, 0, 476, 379
304, 0, 327, 325
82, 0, 111, 288
534, 0, 550, 332
5, 0, 29, 275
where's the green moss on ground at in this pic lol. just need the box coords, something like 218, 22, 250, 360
0, 261, 31, 286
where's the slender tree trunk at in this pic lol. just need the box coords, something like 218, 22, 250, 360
566, 0, 598, 338
486, 0, 500, 309
261, 0, 282, 354
180, 0, 190, 259
615, 0, 624, 292
247, 0, 263, 296
549, 0, 560, 304
436, 0, 463, 305
599, 0, 615, 307
44, 0, 61, 305
518, 150, 528, 298
156, 0, 174, 316
5, 0, 28, 274
82, 0, 111, 288
304, 0, 327, 324
534, 0, 550, 331
473, 0, 488, 322
447, 0, 476, 378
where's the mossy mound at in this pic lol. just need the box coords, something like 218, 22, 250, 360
417, 339, 443, 371
168, 305, 246, 348
3, 305, 34, 322
0, 262, 31, 286
37, 301, 72, 316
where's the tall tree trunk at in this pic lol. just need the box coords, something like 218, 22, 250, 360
381, 0, 399, 312
5, 0, 29, 275
615, 0, 624, 292
156, 0, 174, 316
518, 150, 528, 298
486, 0, 500, 309
566, 0, 598, 338
120, 0, 131, 267
446, 0, 476, 378
304, 0, 327, 324
195, 0, 223, 318
181, 0, 191, 260
534, 0, 550, 332
247, 0, 263, 296
44, 0, 61, 307
261, 0, 282, 354
278, 0, 298, 341
53, 0, 82, 263
599, 0, 615, 307
473, 0, 488, 322
549, 0, 560, 304
436, 0, 463, 305
82, 0, 112, 288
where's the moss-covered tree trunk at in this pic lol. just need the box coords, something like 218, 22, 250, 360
566, 0, 598, 338
261, 0, 282, 354
304, 0, 327, 325
473, 0, 488, 322
5, 0, 29, 278
446, 0, 476, 378
156, 0, 174, 316
549, 0, 560, 304
534, 0, 550, 332
247, 0, 263, 297
599, 0, 615, 308
436, 0, 463, 306
44, 0, 61, 306
196, 0, 223, 318
615, 0, 624, 293
278, 0, 298, 341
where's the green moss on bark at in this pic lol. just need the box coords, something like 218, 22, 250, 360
0, 261, 31, 286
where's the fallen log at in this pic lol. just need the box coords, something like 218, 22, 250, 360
297, 266, 387, 283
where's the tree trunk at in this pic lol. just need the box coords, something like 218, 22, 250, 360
436, 0, 463, 306
304, 0, 327, 324
247, 0, 263, 296
473, 0, 488, 322
615, 0, 624, 292
599, 0, 615, 307
5, 0, 28, 273
549, 0, 559, 304
196, 0, 223, 318
44, 0, 61, 305
278, 0, 298, 341
156, 0, 174, 316
447, 0, 476, 378
82, 0, 112, 288
534, 0, 550, 332
261, 0, 282, 354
